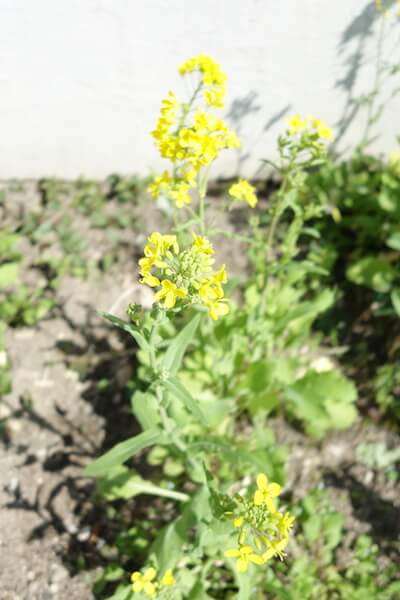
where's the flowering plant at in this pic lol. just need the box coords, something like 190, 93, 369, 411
84, 54, 356, 598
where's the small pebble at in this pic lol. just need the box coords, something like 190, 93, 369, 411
77, 527, 90, 542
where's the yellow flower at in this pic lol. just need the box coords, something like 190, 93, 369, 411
208, 299, 230, 320
198, 279, 223, 304
193, 110, 220, 132
145, 232, 179, 259
138, 256, 155, 273
229, 179, 258, 208
151, 91, 179, 144
233, 516, 244, 528
131, 568, 157, 597
160, 569, 175, 587
212, 264, 227, 285
147, 171, 172, 198
224, 129, 241, 149
169, 181, 192, 208
198, 271, 229, 320
192, 233, 214, 255
224, 545, 265, 573
278, 512, 295, 537
253, 473, 282, 511
312, 118, 333, 141
262, 537, 288, 562
287, 114, 307, 134
141, 272, 160, 288
204, 87, 225, 108
154, 279, 188, 309
179, 54, 227, 108
375, 0, 400, 16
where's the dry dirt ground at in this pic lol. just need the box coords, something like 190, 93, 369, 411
0, 182, 399, 599
0, 273, 152, 599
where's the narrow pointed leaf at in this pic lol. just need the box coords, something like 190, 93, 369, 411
163, 313, 201, 375
100, 312, 150, 353
84, 428, 163, 476
164, 377, 207, 425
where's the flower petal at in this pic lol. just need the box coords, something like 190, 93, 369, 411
256, 473, 268, 490
225, 548, 240, 558
144, 568, 157, 581
253, 490, 264, 506
132, 581, 144, 593
236, 558, 248, 573
164, 291, 176, 309
268, 483, 282, 497
249, 553, 266, 566
143, 581, 157, 597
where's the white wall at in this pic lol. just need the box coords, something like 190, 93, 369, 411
0, 0, 399, 179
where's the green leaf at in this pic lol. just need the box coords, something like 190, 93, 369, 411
303, 514, 322, 542
104, 584, 132, 600
324, 513, 344, 549
163, 313, 201, 375
190, 436, 285, 480
152, 487, 211, 571
131, 390, 160, 430
286, 369, 357, 437
84, 428, 163, 476
163, 377, 207, 425
98, 465, 189, 501
386, 231, 400, 250
346, 257, 395, 293
0, 262, 19, 288
100, 312, 150, 353
391, 288, 400, 317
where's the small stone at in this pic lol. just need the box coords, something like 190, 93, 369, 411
49, 583, 59, 595
35, 448, 47, 462
77, 527, 90, 542
50, 565, 68, 583
65, 521, 78, 535
6, 477, 20, 495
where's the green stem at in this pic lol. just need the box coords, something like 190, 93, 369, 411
148, 313, 200, 472
266, 170, 290, 263
198, 191, 206, 235
197, 164, 213, 235
253, 165, 292, 329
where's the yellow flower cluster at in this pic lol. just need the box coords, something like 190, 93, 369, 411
148, 55, 240, 208
229, 179, 258, 208
131, 567, 175, 598
287, 114, 333, 141
139, 231, 229, 320
224, 473, 295, 573
375, 0, 400, 16
179, 54, 227, 108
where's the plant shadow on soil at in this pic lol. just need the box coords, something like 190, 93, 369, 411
3, 301, 155, 581
324, 467, 400, 558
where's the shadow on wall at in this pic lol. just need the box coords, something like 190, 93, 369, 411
334, 0, 400, 155
226, 0, 400, 178
226, 90, 291, 178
